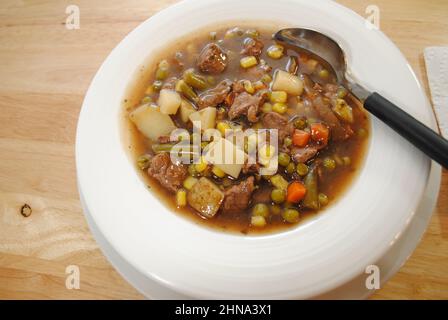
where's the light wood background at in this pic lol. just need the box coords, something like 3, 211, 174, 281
0, 0, 446, 299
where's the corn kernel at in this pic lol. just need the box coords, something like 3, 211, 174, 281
272, 102, 287, 114
270, 91, 288, 103
183, 176, 198, 190
261, 74, 272, 84
217, 121, 231, 136
212, 166, 226, 178
176, 189, 187, 207
240, 56, 258, 68
243, 80, 255, 94
267, 45, 284, 59
261, 102, 272, 113
195, 156, 208, 172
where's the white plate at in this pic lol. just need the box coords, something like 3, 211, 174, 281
79, 161, 441, 299
76, 0, 436, 299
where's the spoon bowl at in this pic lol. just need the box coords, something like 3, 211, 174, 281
274, 28, 448, 168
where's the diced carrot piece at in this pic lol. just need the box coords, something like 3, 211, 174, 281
292, 129, 310, 147
286, 181, 307, 203
310, 123, 329, 144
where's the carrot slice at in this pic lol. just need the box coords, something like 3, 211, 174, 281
310, 123, 329, 145
286, 181, 307, 203
292, 130, 310, 147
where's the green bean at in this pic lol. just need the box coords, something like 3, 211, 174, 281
282, 208, 300, 223
302, 166, 319, 210
176, 79, 198, 102
278, 152, 291, 167
252, 203, 270, 218
271, 188, 286, 204
137, 154, 151, 170
183, 68, 208, 90
152, 143, 175, 153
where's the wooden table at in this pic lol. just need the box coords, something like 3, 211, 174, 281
0, 0, 446, 299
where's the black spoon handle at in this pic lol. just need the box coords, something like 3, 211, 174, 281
364, 92, 448, 168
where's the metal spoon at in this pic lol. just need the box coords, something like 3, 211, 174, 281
274, 28, 448, 168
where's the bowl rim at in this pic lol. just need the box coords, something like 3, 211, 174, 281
76, 0, 433, 299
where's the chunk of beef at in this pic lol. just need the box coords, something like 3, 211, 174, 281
228, 92, 264, 122
241, 38, 264, 57
291, 146, 318, 163
197, 79, 233, 109
222, 176, 255, 214
242, 161, 260, 174
157, 135, 177, 144
147, 153, 188, 193
312, 96, 352, 141
252, 186, 272, 203
262, 112, 293, 143
245, 62, 272, 80
197, 43, 227, 74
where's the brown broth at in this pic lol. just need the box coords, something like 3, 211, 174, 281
121, 23, 370, 235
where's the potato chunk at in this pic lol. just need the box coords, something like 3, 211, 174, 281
272, 70, 303, 96
189, 107, 217, 130
204, 137, 247, 178
187, 177, 224, 218
129, 104, 177, 140
158, 89, 182, 115
180, 99, 196, 123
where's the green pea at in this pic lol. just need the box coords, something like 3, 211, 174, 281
284, 137, 292, 147
318, 193, 329, 206
271, 188, 286, 204
343, 156, 351, 166
282, 208, 300, 223
296, 163, 309, 176
278, 152, 291, 167
137, 154, 151, 170
319, 69, 329, 79
286, 162, 295, 174
323, 157, 336, 170
156, 66, 169, 80
358, 128, 368, 138
337, 87, 348, 98
252, 203, 270, 218
294, 118, 307, 130
152, 80, 163, 92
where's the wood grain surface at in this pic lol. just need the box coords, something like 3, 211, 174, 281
0, 0, 446, 299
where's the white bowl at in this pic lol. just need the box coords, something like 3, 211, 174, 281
76, 0, 434, 299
